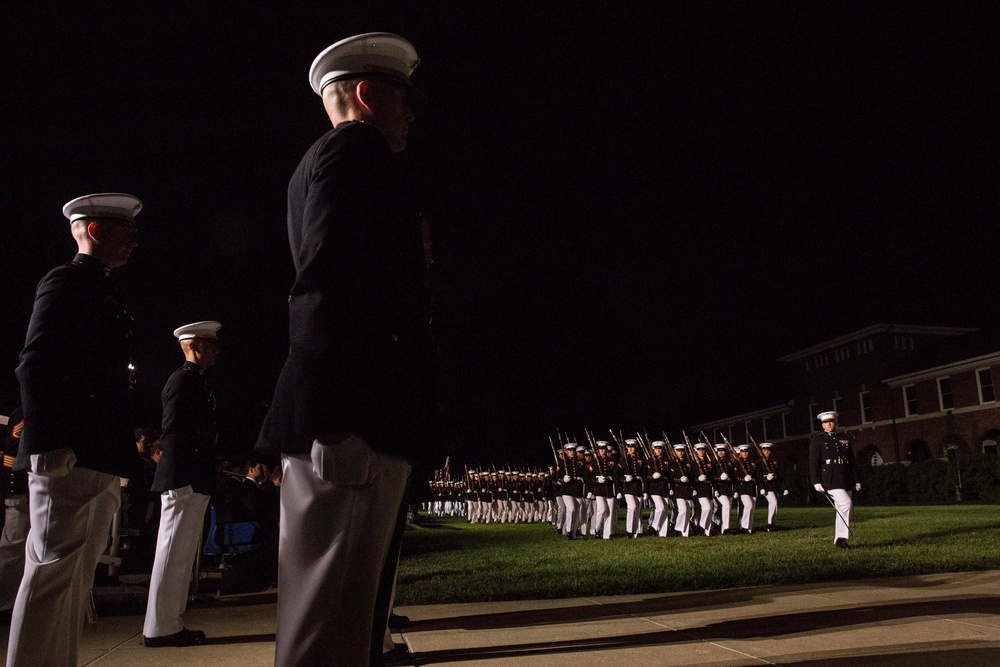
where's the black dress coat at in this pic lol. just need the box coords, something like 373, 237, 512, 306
809, 430, 857, 491
152, 361, 217, 495
256, 121, 436, 466
15, 253, 142, 479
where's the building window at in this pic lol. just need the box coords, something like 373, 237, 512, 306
832, 397, 842, 418
984, 439, 998, 456
938, 377, 954, 411
860, 391, 873, 424
870, 450, 884, 465
781, 413, 787, 439
808, 402, 817, 432
903, 385, 917, 416
977, 368, 995, 404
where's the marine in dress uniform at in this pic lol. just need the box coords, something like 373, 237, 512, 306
809, 411, 860, 548
7, 193, 144, 667
646, 441, 672, 537
693, 443, 717, 536
589, 442, 617, 539
619, 440, 646, 538
558, 443, 585, 538
713, 444, 735, 535
669, 444, 694, 537
735, 445, 758, 533
756, 442, 787, 531
0, 405, 29, 612
143, 321, 221, 646
254, 33, 436, 667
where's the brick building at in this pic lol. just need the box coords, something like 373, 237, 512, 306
690, 324, 1000, 472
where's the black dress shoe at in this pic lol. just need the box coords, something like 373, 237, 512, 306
143, 628, 206, 647
835, 538, 850, 549
388, 612, 410, 629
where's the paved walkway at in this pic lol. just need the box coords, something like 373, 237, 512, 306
3, 570, 999, 666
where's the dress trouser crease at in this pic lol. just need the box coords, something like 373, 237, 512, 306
275, 437, 410, 667
6, 467, 119, 667
143, 486, 210, 637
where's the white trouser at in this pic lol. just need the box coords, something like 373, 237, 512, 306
581, 497, 593, 531
697, 496, 715, 532
650, 495, 668, 534
554, 494, 566, 528
275, 436, 410, 667
560, 495, 579, 535
562, 496, 581, 535
764, 491, 778, 524
828, 488, 852, 541
624, 494, 643, 534
7, 463, 120, 667
143, 486, 210, 638
674, 498, 692, 537
716, 494, 732, 531
0, 495, 30, 611
591, 496, 614, 538
739, 494, 756, 530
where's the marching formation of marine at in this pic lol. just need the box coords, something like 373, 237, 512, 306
426, 430, 789, 539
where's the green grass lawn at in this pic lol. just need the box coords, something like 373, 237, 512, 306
395, 505, 1000, 605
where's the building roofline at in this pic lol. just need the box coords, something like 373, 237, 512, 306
777, 324, 977, 364
883, 351, 1000, 387
690, 402, 793, 432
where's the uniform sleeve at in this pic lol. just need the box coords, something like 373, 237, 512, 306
808, 435, 822, 486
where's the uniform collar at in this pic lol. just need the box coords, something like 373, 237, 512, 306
182, 360, 205, 374
73, 252, 112, 278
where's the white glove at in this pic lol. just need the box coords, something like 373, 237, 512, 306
643, 493, 649, 500
563, 475, 571, 483
855, 482, 862, 491
624, 475, 633, 482
587, 492, 594, 499
744, 475, 752, 482
698, 474, 707, 482
814, 483, 825, 492
760, 489, 766, 496
714, 490, 720, 498
680, 476, 688, 483
652, 472, 661, 479
669, 490, 674, 496
616, 493, 623, 500
766, 473, 774, 481
783, 489, 789, 496
596, 475, 606, 484
720, 473, 729, 481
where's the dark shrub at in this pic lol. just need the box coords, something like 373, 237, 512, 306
951, 453, 1000, 501
859, 463, 909, 503
907, 458, 951, 502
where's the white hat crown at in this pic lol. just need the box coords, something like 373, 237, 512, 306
173, 320, 222, 341
63, 193, 142, 223
309, 32, 420, 96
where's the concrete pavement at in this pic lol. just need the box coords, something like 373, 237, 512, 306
3, 570, 999, 666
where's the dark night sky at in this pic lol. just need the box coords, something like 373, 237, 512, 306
2, 2, 998, 466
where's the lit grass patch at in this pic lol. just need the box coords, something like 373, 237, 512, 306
396, 505, 1000, 605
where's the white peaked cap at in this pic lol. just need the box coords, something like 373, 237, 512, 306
173, 321, 222, 341
309, 32, 420, 95
63, 193, 142, 223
